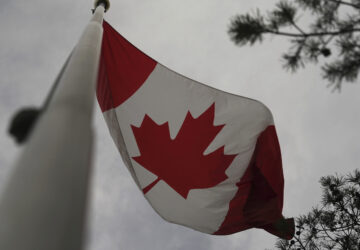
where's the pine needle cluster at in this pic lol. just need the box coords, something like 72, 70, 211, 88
268, 170, 360, 250
228, 0, 360, 90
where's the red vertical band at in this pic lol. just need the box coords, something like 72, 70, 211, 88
97, 21, 157, 112
215, 126, 293, 239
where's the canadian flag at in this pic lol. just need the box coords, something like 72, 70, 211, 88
97, 21, 294, 239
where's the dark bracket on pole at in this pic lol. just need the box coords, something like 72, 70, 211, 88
8, 107, 41, 144
94, 0, 110, 12
8, 51, 74, 145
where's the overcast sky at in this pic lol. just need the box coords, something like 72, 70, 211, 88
1, 1, 360, 249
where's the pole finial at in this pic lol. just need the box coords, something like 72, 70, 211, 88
94, 0, 110, 12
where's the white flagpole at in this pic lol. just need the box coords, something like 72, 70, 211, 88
0, 1, 109, 250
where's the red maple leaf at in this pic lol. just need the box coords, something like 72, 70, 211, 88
131, 103, 237, 199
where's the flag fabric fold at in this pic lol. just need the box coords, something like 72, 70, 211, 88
97, 20, 294, 239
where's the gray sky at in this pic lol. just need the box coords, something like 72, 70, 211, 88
1, 1, 360, 249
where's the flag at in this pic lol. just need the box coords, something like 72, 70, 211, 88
97, 21, 294, 239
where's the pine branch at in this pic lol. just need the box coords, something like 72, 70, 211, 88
327, 0, 360, 9
265, 28, 360, 38
229, 0, 360, 89
290, 21, 307, 36
319, 223, 344, 249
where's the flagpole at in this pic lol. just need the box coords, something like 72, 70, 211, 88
0, 1, 109, 250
